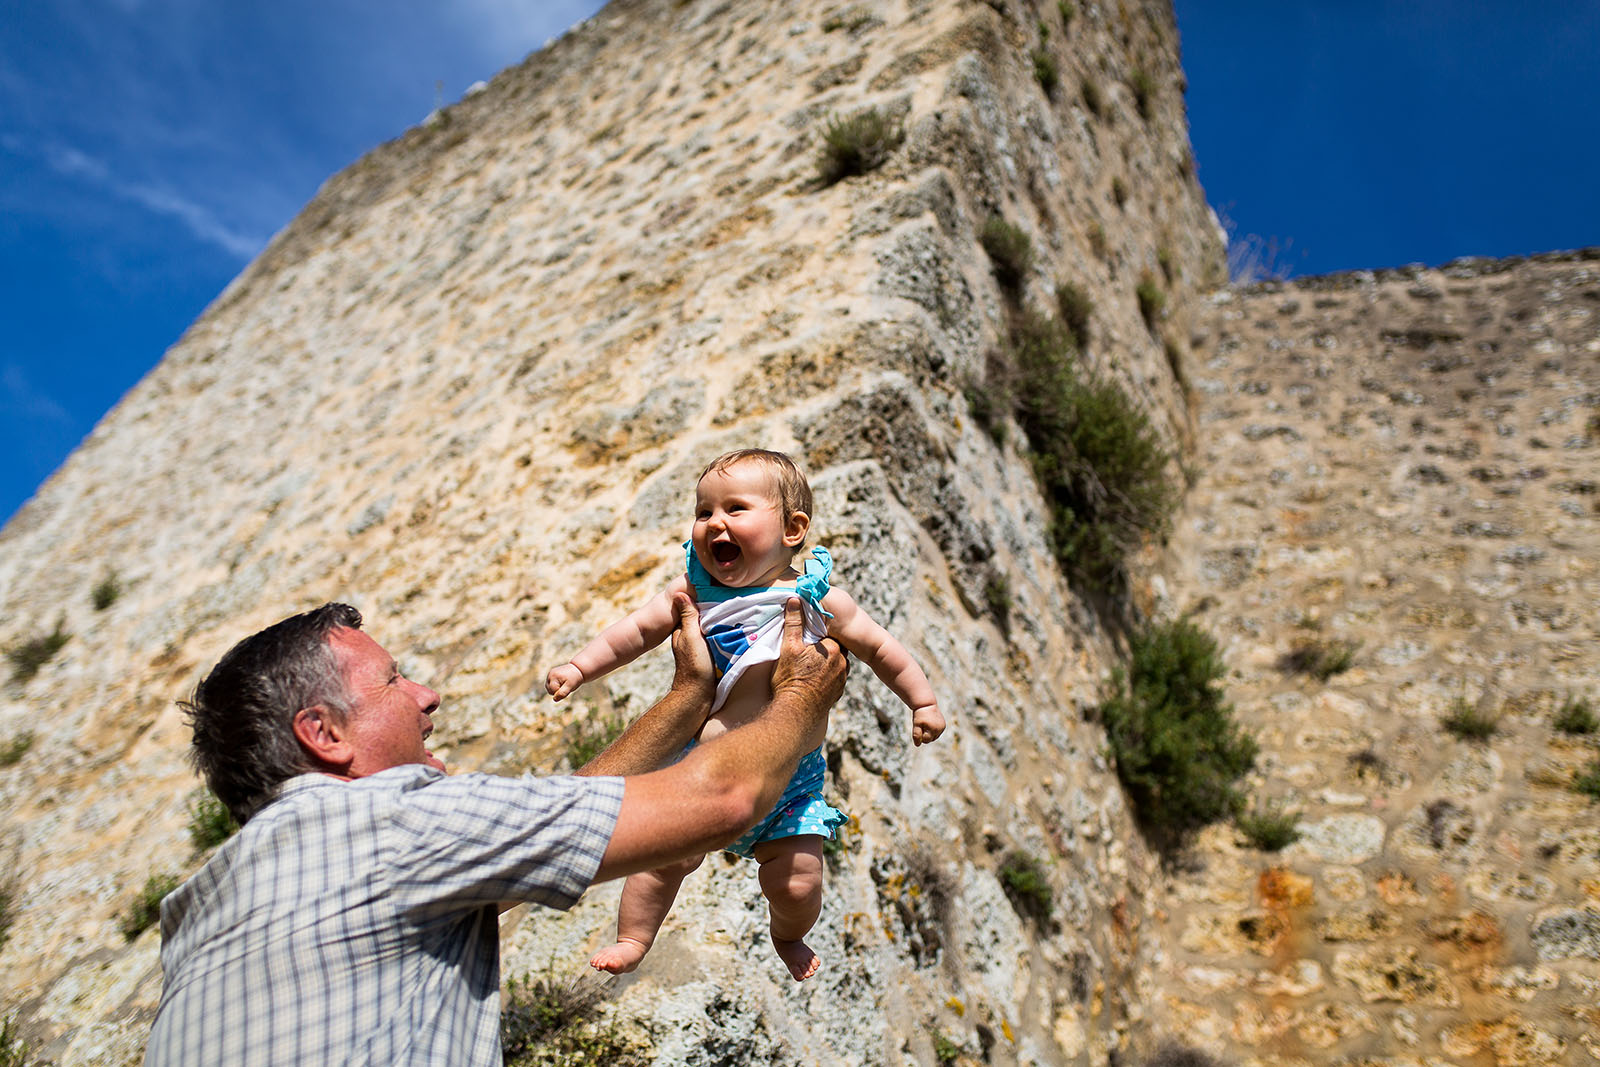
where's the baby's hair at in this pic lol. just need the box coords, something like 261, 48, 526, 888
699, 449, 814, 525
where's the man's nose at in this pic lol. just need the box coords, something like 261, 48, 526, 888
408, 679, 440, 713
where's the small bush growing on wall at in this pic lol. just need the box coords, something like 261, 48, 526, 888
119, 873, 181, 942
0, 733, 33, 769
1573, 759, 1600, 802
1440, 699, 1499, 742
1008, 311, 1176, 592
1278, 637, 1358, 681
1100, 619, 1257, 842
816, 108, 903, 186
1130, 69, 1156, 119
980, 216, 1034, 291
1054, 282, 1093, 348
998, 852, 1053, 924
1554, 696, 1597, 735
1236, 801, 1301, 851
0, 1015, 30, 1067
565, 709, 628, 771
501, 971, 648, 1066
1136, 277, 1166, 329
1031, 48, 1059, 95
6, 622, 69, 684
187, 788, 240, 851
91, 570, 122, 612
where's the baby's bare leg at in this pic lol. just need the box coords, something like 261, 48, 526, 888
590, 854, 704, 974
752, 835, 826, 982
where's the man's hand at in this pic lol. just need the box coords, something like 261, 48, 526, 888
667, 593, 715, 704
771, 597, 848, 711
546, 663, 583, 701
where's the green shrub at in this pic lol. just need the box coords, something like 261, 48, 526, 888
1574, 759, 1600, 802
965, 385, 1007, 445
1554, 696, 1598, 735
0, 1015, 29, 1067
1054, 282, 1093, 348
6, 622, 69, 684
816, 108, 904, 186
501, 972, 648, 1066
1130, 69, 1155, 119
1440, 699, 1498, 742
1278, 638, 1357, 681
1156, 246, 1175, 283
1031, 48, 1059, 95
980, 216, 1033, 291
1058, 0, 1076, 26
1135, 277, 1165, 329
1100, 619, 1256, 841
1007, 311, 1175, 592
1081, 78, 1103, 118
119, 873, 181, 942
0, 877, 16, 952
187, 788, 240, 851
91, 570, 122, 612
1236, 802, 1300, 851
0, 733, 33, 769
934, 1032, 962, 1063
984, 574, 1012, 629
1088, 222, 1108, 259
566, 710, 628, 771
998, 852, 1052, 924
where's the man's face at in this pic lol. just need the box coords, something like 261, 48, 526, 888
328, 627, 445, 776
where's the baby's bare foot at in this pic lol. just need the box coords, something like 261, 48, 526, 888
771, 935, 820, 982
589, 938, 650, 974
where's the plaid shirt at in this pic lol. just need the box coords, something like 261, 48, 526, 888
146, 766, 623, 1066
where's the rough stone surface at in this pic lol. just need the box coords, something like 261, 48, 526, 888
0, 0, 1220, 1064
3, 0, 1597, 1063
1153, 257, 1600, 1065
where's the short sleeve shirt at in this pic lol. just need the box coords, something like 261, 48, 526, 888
145, 766, 623, 1066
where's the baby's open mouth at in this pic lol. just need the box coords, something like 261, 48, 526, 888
712, 541, 741, 564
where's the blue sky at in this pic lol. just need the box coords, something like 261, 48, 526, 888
1175, 1, 1600, 281
2, 2, 1598, 526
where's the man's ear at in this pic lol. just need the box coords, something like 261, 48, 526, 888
293, 705, 353, 771
783, 510, 811, 548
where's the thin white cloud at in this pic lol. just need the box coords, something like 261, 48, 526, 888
0, 365, 72, 424
448, 0, 606, 61
33, 139, 265, 259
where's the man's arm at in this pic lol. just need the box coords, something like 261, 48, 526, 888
591, 597, 848, 882
574, 592, 715, 777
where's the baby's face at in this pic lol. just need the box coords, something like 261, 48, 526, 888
692, 462, 804, 588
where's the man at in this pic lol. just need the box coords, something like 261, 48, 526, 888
145, 594, 846, 1066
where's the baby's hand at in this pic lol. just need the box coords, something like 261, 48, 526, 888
911, 703, 945, 746
546, 663, 584, 701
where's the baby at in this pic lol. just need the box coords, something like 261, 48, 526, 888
547, 448, 944, 981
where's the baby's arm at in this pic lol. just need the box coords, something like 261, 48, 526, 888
547, 575, 693, 700
820, 587, 945, 745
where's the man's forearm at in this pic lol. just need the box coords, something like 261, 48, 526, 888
575, 681, 710, 777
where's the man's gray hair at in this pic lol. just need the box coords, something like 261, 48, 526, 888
181, 603, 361, 824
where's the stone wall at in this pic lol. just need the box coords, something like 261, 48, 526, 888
1154, 252, 1600, 1065
0, 0, 1222, 1063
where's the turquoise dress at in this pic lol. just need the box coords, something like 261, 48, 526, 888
685, 543, 848, 857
